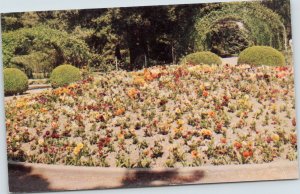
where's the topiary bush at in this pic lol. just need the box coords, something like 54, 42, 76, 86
4, 68, 28, 96
238, 46, 286, 66
2, 26, 91, 77
50, 65, 82, 88
181, 51, 222, 65
210, 22, 252, 57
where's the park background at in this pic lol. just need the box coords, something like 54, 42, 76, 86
0, 0, 299, 193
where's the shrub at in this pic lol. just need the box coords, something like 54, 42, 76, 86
238, 46, 286, 66
4, 68, 28, 96
210, 22, 252, 57
50, 65, 82, 88
2, 26, 90, 77
181, 51, 222, 65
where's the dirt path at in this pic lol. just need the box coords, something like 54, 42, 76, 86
221, 57, 238, 65
5, 87, 51, 101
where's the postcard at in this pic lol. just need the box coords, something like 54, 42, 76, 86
1, 0, 298, 192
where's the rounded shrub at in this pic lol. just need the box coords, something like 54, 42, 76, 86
238, 46, 285, 66
181, 51, 222, 65
4, 68, 29, 96
50, 65, 82, 88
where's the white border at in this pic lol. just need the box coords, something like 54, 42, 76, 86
0, 0, 299, 194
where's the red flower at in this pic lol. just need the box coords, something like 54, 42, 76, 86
292, 118, 296, 127
266, 136, 272, 143
242, 150, 253, 158
290, 134, 297, 145
233, 142, 242, 149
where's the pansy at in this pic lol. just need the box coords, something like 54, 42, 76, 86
191, 150, 200, 159
271, 134, 280, 142
4, 64, 296, 167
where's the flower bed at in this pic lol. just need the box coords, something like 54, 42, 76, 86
5, 64, 297, 167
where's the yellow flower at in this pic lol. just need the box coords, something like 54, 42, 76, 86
244, 95, 250, 100
174, 127, 184, 133
38, 138, 44, 145
271, 104, 277, 113
73, 147, 81, 155
66, 146, 72, 152
272, 134, 280, 142
175, 108, 181, 114
16, 100, 27, 108
77, 143, 84, 149
174, 128, 180, 134
204, 82, 211, 90
68, 83, 77, 89
200, 84, 205, 91
15, 135, 20, 141
129, 127, 136, 134
247, 141, 254, 148
177, 119, 185, 126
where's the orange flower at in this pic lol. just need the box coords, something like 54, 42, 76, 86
200, 129, 212, 137
53, 87, 71, 96
127, 88, 140, 99
115, 108, 126, 116
144, 69, 155, 81
202, 90, 209, 97
117, 132, 124, 140
51, 122, 58, 129
220, 137, 227, 144
143, 149, 150, 156
208, 111, 216, 118
40, 108, 48, 113
174, 127, 184, 133
133, 76, 146, 86
191, 150, 200, 158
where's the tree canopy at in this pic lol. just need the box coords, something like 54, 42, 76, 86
1, 0, 291, 76
194, 2, 287, 54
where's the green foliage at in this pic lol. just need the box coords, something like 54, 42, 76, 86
181, 51, 222, 65
210, 22, 252, 57
4, 68, 29, 96
1, 1, 291, 71
194, 2, 287, 53
261, 0, 292, 39
50, 65, 82, 88
2, 26, 90, 78
238, 46, 286, 66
